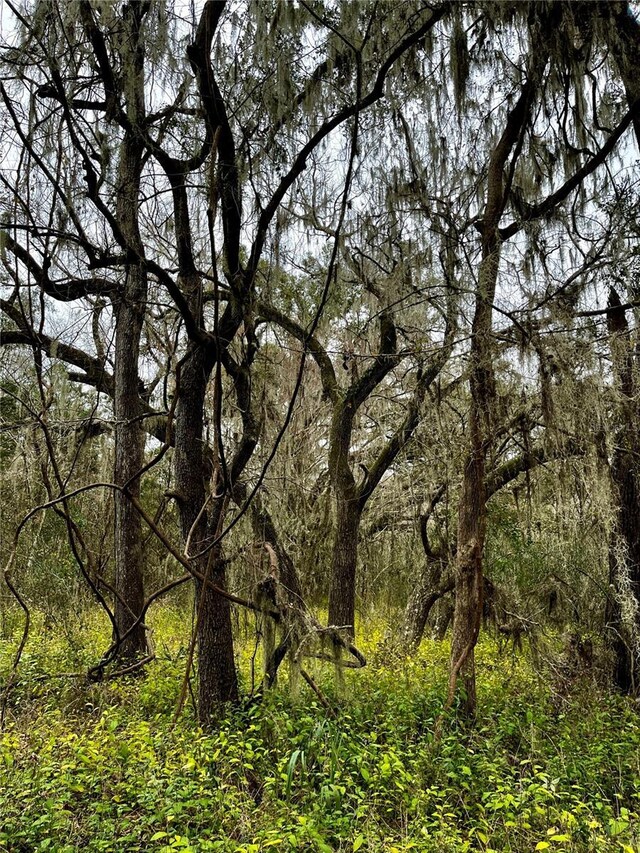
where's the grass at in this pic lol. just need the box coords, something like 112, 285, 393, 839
0, 609, 639, 852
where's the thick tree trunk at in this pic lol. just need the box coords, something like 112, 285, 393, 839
327, 491, 361, 636
450, 438, 485, 717
175, 345, 238, 724
195, 545, 239, 719
113, 277, 147, 659
327, 392, 360, 637
605, 289, 640, 691
112, 24, 148, 660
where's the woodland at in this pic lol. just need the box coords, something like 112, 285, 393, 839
0, 1, 639, 851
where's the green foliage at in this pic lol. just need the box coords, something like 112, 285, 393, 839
1, 619, 639, 852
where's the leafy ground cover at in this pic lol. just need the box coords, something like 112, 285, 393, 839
1, 611, 639, 853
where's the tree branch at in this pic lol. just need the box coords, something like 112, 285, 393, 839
499, 100, 640, 241
245, 3, 449, 284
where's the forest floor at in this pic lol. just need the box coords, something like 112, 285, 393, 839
0, 609, 638, 853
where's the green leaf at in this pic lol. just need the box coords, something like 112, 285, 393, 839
608, 819, 629, 837
353, 835, 365, 852
285, 749, 303, 797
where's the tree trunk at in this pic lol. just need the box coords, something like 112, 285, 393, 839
112, 18, 149, 660
327, 490, 361, 636
175, 344, 238, 724
607, 440, 640, 692
605, 288, 640, 691
113, 277, 147, 659
448, 63, 541, 716
195, 544, 239, 719
326, 391, 360, 637
449, 234, 499, 717
450, 439, 485, 717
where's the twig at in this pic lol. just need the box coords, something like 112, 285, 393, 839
300, 668, 336, 717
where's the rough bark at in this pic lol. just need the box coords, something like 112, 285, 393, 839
325, 378, 359, 632
175, 343, 238, 722
113, 273, 147, 659
195, 541, 239, 714
328, 490, 362, 634
605, 288, 640, 692
450, 416, 486, 717
112, 5, 149, 660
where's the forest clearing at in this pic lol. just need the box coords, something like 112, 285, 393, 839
1, 0, 639, 851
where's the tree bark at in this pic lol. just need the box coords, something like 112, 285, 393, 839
195, 542, 239, 716
326, 384, 364, 637
450, 434, 486, 717
175, 344, 238, 723
113, 274, 147, 659
328, 489, 362, 634
605, 288, 640, 691
112, 7, 149, 660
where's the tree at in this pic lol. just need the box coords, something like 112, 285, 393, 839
436, 3, 639, 717
1, 0, 450, 722
2, 0, 639, 726
260, 255, 455, 639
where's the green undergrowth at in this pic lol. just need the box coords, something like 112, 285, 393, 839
1, 611, 639, 853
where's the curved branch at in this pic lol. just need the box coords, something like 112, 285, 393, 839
3, 233, 117, 301
245, 3, 449, 284
257, 300, 338, 400
499, 99, 640, 241
1, 324, 114, 397
187, 0, 243, 285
